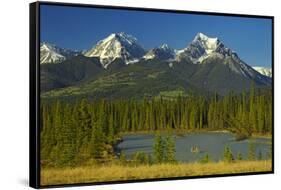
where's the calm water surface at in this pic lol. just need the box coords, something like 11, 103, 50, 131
116, 132, 271, 162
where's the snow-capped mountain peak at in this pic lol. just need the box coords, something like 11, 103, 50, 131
176, 32, 232, 64
41, 43, 52, 51
194, 32, 217, 42
40, 42, 80, 64
253, 67, 272, 78
84, 32, 145, 68
143, 44, 175, 60
159, 43, 170, 50
174, 33, 271, 85
102, 32, 138, 46
115, 32, 138, 45
192, 32, 220, 55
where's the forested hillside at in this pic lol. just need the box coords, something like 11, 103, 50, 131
40, 87, 272, 167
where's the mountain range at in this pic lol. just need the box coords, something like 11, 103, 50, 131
40, 32, 272, 100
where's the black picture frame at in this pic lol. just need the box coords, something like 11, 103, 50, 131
30, 1, 274, 189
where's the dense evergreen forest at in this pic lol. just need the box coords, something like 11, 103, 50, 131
40, 87, 272, 167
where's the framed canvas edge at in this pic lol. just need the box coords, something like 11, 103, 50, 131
29, 1, 275, 189
30, 1, 41, 189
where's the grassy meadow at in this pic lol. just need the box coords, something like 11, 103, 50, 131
41, 160, 272, 186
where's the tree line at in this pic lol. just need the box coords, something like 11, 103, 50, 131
40, 87, 272, 167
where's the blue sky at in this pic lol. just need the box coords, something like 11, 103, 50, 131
40, 4, 272, 67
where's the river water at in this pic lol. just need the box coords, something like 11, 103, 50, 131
116, 132, 271, 162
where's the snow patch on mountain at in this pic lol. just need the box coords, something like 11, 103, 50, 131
253, 67, 272, 78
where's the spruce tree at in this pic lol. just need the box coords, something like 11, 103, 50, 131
237, 151, 243, 161
153, 134, 164, 163
108, 112, 115, 144
59, 104, 76, 166
223, 145, 234, 162
165, 135, 176, 163
89, 109, 104, 160
77, 99, 92, 151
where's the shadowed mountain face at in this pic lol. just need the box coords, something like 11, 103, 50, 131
40, 56, 103, 92
40, 32, 271, 99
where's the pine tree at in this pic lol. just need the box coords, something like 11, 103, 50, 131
189, 108, 196, 130
165, 135, 176, 163
249, 83, 257, 132
153, 134, 164, 163
223, 145, 234, 162
41, 104, 55, 164
89, 109, 104, 160
49, 101, 63, 165
58, 104, 77, 165
237, 151, 243, 161
77, 99, 92, 151
108, 112, 115, 144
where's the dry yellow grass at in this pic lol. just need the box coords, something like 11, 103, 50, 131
41, 160, 272, 186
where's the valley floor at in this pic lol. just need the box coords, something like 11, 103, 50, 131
41, 160, 272, 186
